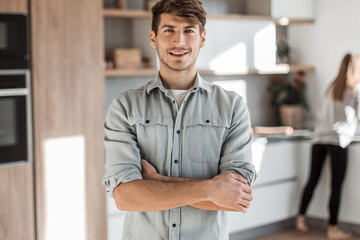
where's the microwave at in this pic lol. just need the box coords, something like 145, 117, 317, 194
0, 13, 30, 69
0, 69, 32, 166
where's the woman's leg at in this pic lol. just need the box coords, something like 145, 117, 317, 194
328, 145, 347, 225
326, 145, 352, 239
299, 144, 327, 215
297, 144, 327, 232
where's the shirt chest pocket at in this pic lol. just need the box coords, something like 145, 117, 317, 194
130, 116, 173, 164
184, 117, 229, 163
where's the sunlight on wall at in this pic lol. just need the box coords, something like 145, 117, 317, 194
209, 43, 248, 74
251, 137, 267, 173
254, 24, 276, 70
43, 136, 86, 240
213, 80, 247, 103
198, 19, 275, 72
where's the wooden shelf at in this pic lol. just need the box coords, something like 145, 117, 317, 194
103, 9, 314, 25
254, 64, 315, 74
200, 65, 315, 76
105, 65, 315, 77
103, 9, 151, 18
105, 68, 158, 77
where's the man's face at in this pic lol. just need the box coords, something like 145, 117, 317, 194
150, 13, 206, 72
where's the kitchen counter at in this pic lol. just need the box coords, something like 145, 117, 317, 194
254, 129, 313, 142
254, 129, 360, 143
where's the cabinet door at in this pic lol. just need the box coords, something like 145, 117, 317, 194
247, 0, 314, 19
0, 164, 35, 240
228, 181, 299, 233
0, 0, 27, 13
271, 0, 314, 19
253, 141, 298, 187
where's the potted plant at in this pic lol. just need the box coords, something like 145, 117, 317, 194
268, 71, 308, 128
276, 40, 290, 64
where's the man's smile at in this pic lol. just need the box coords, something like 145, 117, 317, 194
168, 48, 190, 57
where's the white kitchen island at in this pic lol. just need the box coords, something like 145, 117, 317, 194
229, 135, 360, 239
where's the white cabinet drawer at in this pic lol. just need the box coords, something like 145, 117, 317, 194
228, 181, 299, 233
253, 140, 298, 187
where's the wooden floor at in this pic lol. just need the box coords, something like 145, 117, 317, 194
253, 229, 360, 240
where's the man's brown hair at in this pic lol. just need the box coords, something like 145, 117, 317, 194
151, 0, 207, 35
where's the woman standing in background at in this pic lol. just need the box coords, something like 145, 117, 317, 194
296, 53, 360, 239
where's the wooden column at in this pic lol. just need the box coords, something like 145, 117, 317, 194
30, 0, 106, 239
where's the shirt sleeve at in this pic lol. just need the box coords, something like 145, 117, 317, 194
102, 96, 142, 198
219, 96, 257, 185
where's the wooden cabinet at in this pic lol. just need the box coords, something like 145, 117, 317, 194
0, 164, 35, 240
0, 0, 27, 13
31, 0, 106, 239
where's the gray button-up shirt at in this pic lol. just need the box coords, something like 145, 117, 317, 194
102, 72, 256, 240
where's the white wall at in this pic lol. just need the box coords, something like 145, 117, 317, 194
287, 0, 360, 114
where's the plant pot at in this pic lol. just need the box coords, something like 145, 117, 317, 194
117, 0, 127, 9
279, 104, 303, 129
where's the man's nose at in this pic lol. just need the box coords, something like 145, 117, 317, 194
172, 32, 186, 46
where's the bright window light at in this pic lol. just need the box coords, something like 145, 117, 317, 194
43, 136, 86, 240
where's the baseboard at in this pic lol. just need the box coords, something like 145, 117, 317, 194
229, 218, 296, 240
306, 217, 360, 236
229, 217, 360, 240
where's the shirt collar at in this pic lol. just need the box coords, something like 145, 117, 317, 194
146, 71, 211, 94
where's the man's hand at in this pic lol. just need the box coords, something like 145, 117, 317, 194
209, 172, 253, 212
141, 159, 160, 180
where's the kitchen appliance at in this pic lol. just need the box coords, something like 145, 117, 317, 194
0, 69, 32, 166
0, 13, 29, 69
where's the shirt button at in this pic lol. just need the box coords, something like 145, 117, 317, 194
173, 100, 176, 104
206, 120, 210, 123
174, 159, 178, 164
193, 87, 197, 91
172, 223, 176, 228
145, 120, 150, 124
176, 130, 180, 134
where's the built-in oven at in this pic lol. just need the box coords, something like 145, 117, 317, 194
0, 69, 32, 166
0, 13, 29, 69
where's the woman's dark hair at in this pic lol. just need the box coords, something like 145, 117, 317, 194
151, 0, 207, 35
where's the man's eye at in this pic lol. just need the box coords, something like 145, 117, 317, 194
164, 29, 173, 32
185, 30, 194, 33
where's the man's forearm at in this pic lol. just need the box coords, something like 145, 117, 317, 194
154, 174, 246, 211
113, 178, 211, 212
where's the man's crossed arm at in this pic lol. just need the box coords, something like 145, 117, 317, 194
113, 159, 253, 213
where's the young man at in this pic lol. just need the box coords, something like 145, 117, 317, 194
102, 0, 256, 239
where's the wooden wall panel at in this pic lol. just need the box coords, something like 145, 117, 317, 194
31, 0, 106, 239
0, 0, 27, 13
0, 164, 35, 240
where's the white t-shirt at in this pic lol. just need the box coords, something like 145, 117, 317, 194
168, 89, 191, 108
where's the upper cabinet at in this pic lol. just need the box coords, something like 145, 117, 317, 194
247, 0, 314, 24
0, 0, 27, 13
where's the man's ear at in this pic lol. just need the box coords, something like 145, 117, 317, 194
200, 30, 206, 48
150, 30, 157, 48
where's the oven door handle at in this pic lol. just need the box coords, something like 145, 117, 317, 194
0, 88, 29, 96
